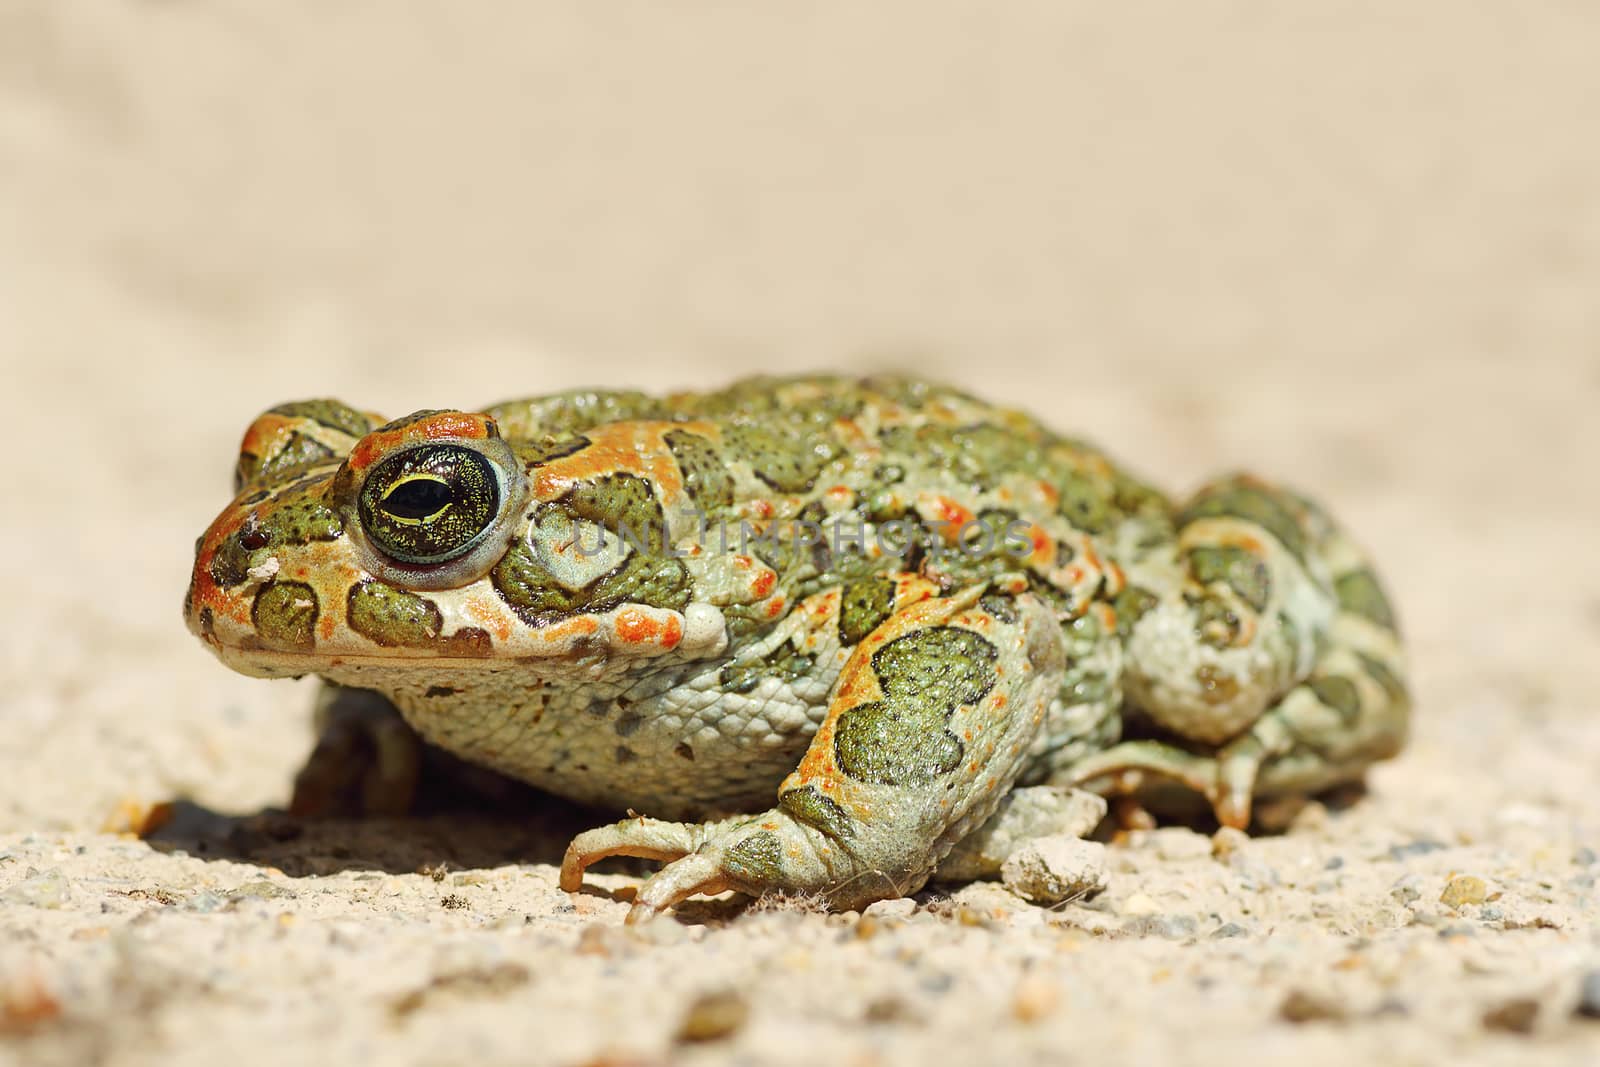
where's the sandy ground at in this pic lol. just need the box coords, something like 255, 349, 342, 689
3, 3, 1599, 1065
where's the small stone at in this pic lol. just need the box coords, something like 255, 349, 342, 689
1574, 847, 1597, 866
1149, 828, 1211, 862
1440, 875, 1488, 909
676, 990, 749, 1043
1000, 835, 1108, 906
1, 869, 69, 909
1122, 914, 1197, 939
1211, 826, 1249, 860
1120, 892, 1160, 916
1481, 997, 1539, 1034
227, 879, 295, 901
183, 891, 226, 913
863, 897, 916, 921
1011, 976, 1060, 1022
1576, 971, 1600, 1020
1390, 874, 1424, 905
1211, 921, 1250, 939
864, 995, 919, 1024
1324, 856, 1345, 870
1279, 988, 1347, 1024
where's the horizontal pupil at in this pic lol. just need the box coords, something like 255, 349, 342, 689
384, 477, 454, 520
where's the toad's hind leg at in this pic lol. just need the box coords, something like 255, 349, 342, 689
1068, 475, 1409, 827
560, 583, 1067, 920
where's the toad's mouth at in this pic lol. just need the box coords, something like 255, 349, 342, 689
188, 597, 732, 680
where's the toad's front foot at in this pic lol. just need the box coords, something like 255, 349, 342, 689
560, 812, 875, 923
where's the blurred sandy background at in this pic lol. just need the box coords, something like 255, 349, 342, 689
2, 3, 1598, 1065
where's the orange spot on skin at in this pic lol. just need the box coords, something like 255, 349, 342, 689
1029, 526, 1054, 564
539, 616, 600, 642
765, 597, 786, 619
349, 412, 492, 471
528, 420, 712, 501
319, 615, 336, 640
614, 608, 662, 645
752, 569, 777, 597
461, 595, 514, 641
992, 695, 1008, 709
918, 493, 974, 538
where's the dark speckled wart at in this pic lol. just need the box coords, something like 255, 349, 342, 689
209, 497, 344, 588
1187, 545, 1273, 612
837, 577, 897, 645
251, 581, 319, 651
348, 581, 447, 647
1178, 479, 1310, 566
664, 430, 736, 511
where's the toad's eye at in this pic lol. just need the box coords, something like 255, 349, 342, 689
358, 445, 501, 564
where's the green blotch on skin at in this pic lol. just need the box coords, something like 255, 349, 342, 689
978, 593, 1019, 624
1336, 569, 1399, 632
1113, 586, 1159, 637
833, 626, 998, 787
1309, 674, 1362, 724
209, 494, 344, 588
1054, 470, 1112, 534
721, 425, 829, 494
518, 435, 592, 468
561, 473, 666, 551
1190, 592, 1244, 650
238, 432, 334, 489
1188, 545, 1273, 612
347, 581, 443, 647
268, 399, 377, 439
1357, 651, 1410, 708
491, 542, 689, 626
838, 577, 897, 645
1179, 480, 1309, 566
719, 642, 817, 695
778, 786, 856, 841
251, 581, 319, 651
721, 830, 785, 884
665, 430, 735, 512
878, 423, 1036, 491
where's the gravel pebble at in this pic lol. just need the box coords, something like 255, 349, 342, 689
1000, 835, 1108, 906
1440, 875, 1488, 909
1481, 997, 1539, 1034
1, 869, 69, 909
1279, 989, 1347, 1024
676, 989, 749, 1043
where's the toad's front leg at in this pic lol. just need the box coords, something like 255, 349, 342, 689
559, 582, 1067, 921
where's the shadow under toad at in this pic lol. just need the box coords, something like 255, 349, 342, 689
140, 788, 641, 882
